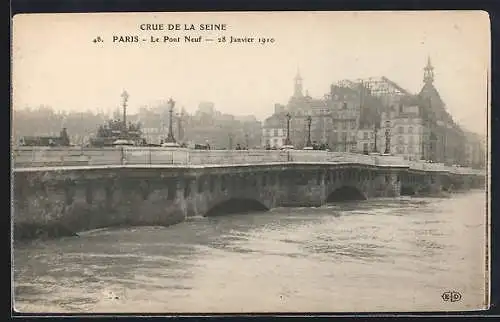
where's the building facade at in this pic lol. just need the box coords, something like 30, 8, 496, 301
414, 58, 467, 165
136, 101, 262, 149
263, 73, 402, 152
380, 104, 424, 160
464, 131, 486, 168
262, 58, 479, 167
262, 105, 287, 148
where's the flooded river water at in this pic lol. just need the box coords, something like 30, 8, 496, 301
13, 190, 488, 313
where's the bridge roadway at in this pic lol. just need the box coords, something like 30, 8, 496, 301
12, 147, 486, 240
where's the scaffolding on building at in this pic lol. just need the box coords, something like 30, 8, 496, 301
336, 76, 411, 98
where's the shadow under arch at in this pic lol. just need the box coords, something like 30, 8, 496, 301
327, 186, 366, 203
400, 185, 416, 196
204, 198, 270, 217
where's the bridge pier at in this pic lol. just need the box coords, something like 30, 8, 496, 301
418, 173, 443, 195
386, 172, 401, 197
281, 169, 325, 207
364, 170, 400, 198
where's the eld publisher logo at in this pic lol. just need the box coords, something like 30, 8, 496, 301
442, 291, 462, 302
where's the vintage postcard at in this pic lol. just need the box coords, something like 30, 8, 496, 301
11, 11, 490, 313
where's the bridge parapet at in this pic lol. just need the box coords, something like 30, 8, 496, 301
187, 150, 289, 165
373, 155, 407, 167
12, 147, 485, 176
288, 151, 377, 165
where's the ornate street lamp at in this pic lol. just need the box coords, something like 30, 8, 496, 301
176, 110, 184, 142
305, 115, 312, 148
163, 98, 180, 147
384, 120, 391, 154
121, 90, 129, 135
430, 132, 437, 162
343, 131, 348, 152
421, 135, 426, 161
421, 117, 431, 161
373, 123, 379, 153
283, 112, 293, 148
228, 132, 233, 150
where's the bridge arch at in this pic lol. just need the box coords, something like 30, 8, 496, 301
400, 185, 416, 196
326, 185, 366, 203
204, 198, 270, 217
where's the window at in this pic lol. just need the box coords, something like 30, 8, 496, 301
342, 132, 348, 141
331, 132, 338, 142
351, 120, 356, 129
398, 126, 404, 134
273, 129, 278, 136
363, 132, 369, 140
398, 136, 404, 144
363, 143, 369, 152
343, 102, 348, 109
409, 136, 414, 144
408, 126, 414, 134
342, 121, 347, 130
408, 146, 413, 154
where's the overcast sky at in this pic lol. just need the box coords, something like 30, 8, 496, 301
12, 11, 489, 135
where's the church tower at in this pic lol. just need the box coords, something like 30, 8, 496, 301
418, 55, 442, 106
423, 56, 434, 85
293, 69, 303, 97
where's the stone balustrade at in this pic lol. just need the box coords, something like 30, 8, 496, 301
11, 147, 485, 176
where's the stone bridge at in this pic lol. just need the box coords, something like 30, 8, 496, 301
11, 148, 486, 240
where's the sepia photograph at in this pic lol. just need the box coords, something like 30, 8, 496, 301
11, 11, 490, 313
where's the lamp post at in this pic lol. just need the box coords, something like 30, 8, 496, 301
245, 133, 249, 149
121, 90, 129, 136
425, 97, 432, 161
228, 132, 233, 150
176, 110, 184, 142
343, 129, 348, 152
421, 141, 426, 161
442, 131, 447, 164
163, 98, 179, 147
384, 120, 391, 154
430, 132, 437, 162
421, 116, 433, 161
306, 115, 312, 148
373, 123, 379, 153
284, 112, 293, 147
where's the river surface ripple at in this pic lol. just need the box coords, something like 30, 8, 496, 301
13, 191, 488, 313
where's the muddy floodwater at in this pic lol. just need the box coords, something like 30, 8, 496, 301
13, 190, 488, 313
